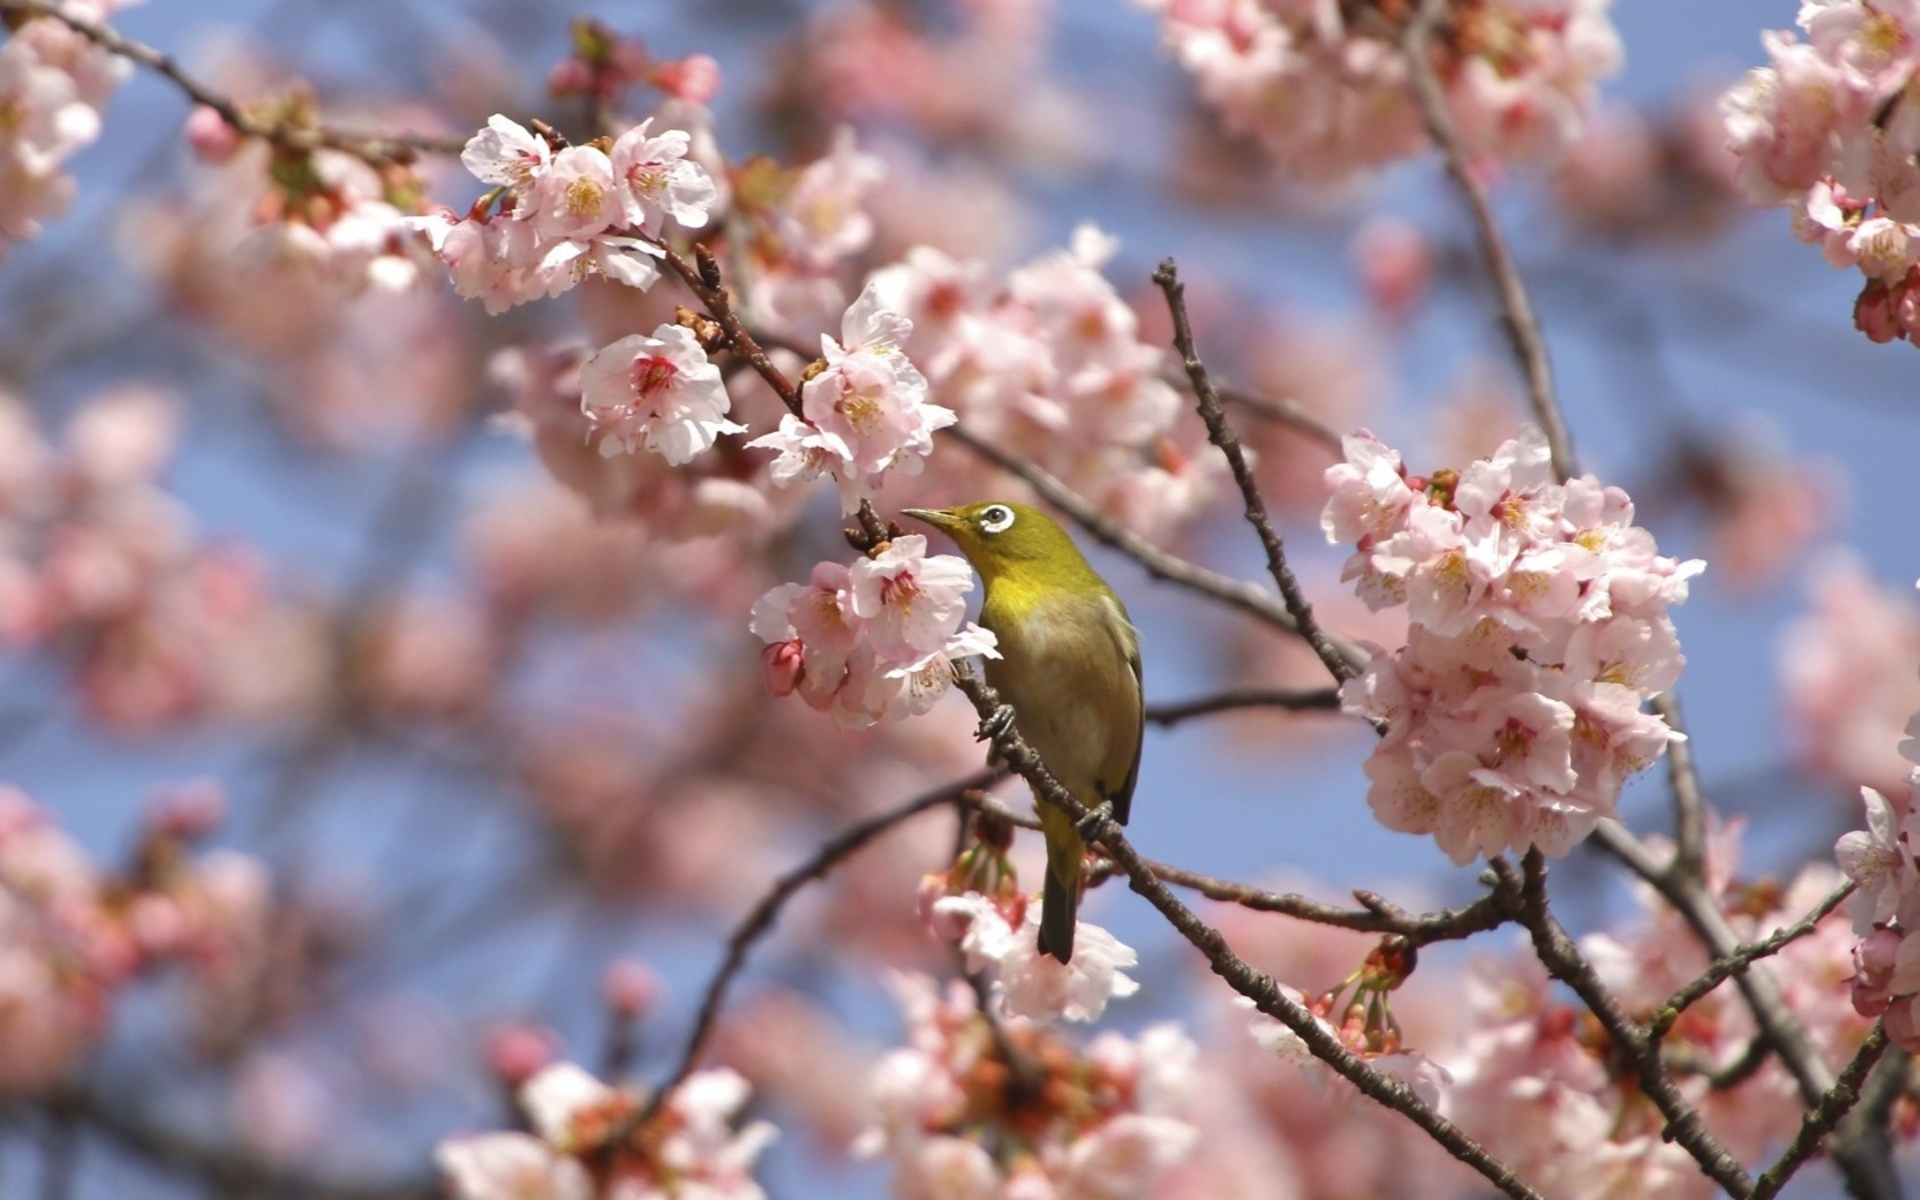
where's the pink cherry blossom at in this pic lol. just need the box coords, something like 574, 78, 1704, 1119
749, 281, 954, 513
933, 891, 1141, 1023
610, 119, 720, 235
579, 324, 743, 464
1135, 0, 1619, 181
415, 114, 716, 313
1325, 426, 1701, 863
858, 974, 1198, 1200
752, 547, 995, 729
1722, 2, 1920, 343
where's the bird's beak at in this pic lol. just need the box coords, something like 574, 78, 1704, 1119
901, 507, 957, 532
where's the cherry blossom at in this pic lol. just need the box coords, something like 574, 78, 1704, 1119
1722, 1, 1920, 344
933, 890, 1142, 1022
752, 539, 996, 729
414, 113, 717, 313
0, 1, 131, 258
578, 323, 744, 464
438, 1061, 775, 1200
865, 228, 1211, 539
1324, 426, 1702, 864
857, 974, 1198, 1199
748, 280, 955, 513
1135, 0, 1621, 181
1779, 553, 1920, 800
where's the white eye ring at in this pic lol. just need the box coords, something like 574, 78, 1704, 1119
979, 505, 1016, 534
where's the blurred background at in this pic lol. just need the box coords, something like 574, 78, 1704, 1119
2, 0, 1917, 1196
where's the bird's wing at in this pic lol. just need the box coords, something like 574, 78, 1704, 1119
1101, 591, 1144, 827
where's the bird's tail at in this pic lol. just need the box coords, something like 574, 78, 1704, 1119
1037, 806, 1082, 963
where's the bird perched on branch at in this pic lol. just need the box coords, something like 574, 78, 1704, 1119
903, 501, 1143, 963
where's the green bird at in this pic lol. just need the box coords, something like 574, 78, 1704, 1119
903, 501, 1143, 963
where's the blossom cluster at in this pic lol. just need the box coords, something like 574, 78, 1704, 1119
857, 973, 1199, 1200
1134, 0, 1622, 181
927, 882, 1142, 1024
869, 227, 1213, 538
413, 114, 717, 313
1835, 647, 1920, 1049
750, 280, 955, 513
0, 0, 131, 259
438, 1061, 775, 1200
1453, 829, 1867, 1195
752, 534, 996, 729
579, 322, 744, 465
0, 386, 323, 731
1721, 1, 1920, 344
1779, 555, 1920, 800
0, 783, 275, 1093
1323, 426, 1703, 864
733, 127, 886, 339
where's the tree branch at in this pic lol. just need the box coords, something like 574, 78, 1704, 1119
1154, 259, 1357, 687
0, 0, 464, 164
1398, 0, 1575, 481
626, 767, 1002, 1136
1751, 1025, 1891, 1200
950, 662, 1545, 1200
1498, 854, 1756, 1196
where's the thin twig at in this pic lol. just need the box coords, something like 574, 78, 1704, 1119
1751, 1024, 1891, 1200
1085, 854, 1516, 949
657, 243, 805, 416
1154, 259, 1356, 687
1499, 854, 1755, 1196
0, 0, 463, 164
1649, 880, 1856, 1042
1398, 0, 1574, 481
623, 767, 1001, 1137
950, 662, 1544, 1200
1145, 687, 1343, 726
1658, 693, 1710, 886
44, 1085, 435, 1200
1212, 381, 1346, 452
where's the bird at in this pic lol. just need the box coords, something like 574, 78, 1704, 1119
902, 501, 1142, 963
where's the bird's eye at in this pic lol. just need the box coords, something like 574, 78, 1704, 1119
979, 505, 1016, 534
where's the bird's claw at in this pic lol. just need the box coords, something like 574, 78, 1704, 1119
975, 703, 1016, 743
1075, 801, 1114, 838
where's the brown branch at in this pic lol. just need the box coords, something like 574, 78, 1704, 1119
42, 1086, 435, 1200
658, 243, 806, 417
0, 0, 463, 165
1591, 821, 1898, 1199
1154, 259, 1357, 687
1089, 854, 1518, 949
623, 767, 1002, 1137
1145, 687, 1343, 726
1498, 854, 1755, 1196
1657, 693, 1711, 888
1751, 1024, 1891, 1200
1212, 381, 1346, 452
1398, 0, 1575, 481
949, 662, 1545, 1200
1649, 880, 1856, 1042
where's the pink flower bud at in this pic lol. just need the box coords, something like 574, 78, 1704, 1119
653, 54, 722, 103
762, 639, 805, 697
601, 959, 660, 1019
484, 1023, 559, 1087
1855, 279, 1901, 344
186, 105, 241, 163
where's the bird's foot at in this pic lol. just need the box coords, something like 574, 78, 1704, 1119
1075, 801, 1114, 838
975, 703, 1015, 743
